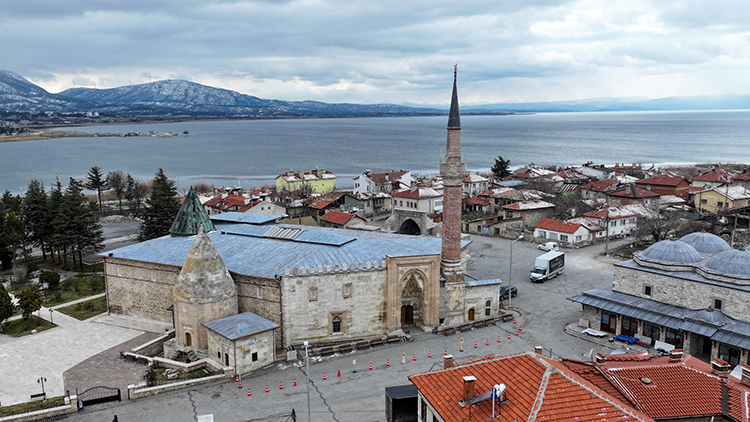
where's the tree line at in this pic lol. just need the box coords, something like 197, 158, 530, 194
0, 167, 182, 271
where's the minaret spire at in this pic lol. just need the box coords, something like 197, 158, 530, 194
448, 64, 460, 130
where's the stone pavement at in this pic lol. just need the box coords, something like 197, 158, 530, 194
0, 295, 169, 407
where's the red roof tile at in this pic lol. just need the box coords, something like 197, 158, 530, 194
464, 197, 489, 206
320, 210, 364, 225
535, 218, 581, 234
366, 171, 408, 185
694, 168, 731, 183
635, 175, 688, 188
311, 200, 333, 210
409, 352, 653, 422
582, 179, 619, 192
608, 186, 661, 198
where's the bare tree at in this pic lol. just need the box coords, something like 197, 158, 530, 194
192, 181, 214, 194
106, 170, 127, 212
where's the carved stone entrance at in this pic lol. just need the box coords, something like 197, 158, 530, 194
400, 272, 424, 326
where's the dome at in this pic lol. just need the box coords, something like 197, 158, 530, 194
639, 240, 701, 264
680, 232, 731, 255
690, 308, 732, 326
703, 249, 750, 277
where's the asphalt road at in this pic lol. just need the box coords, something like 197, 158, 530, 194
67, 234, 631, 422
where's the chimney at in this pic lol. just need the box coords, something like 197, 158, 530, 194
444, 355, 454, 369
595, 353, 606, 366
534, 346, 543, 355
462, 376, 477, 401
668, 349, 683, 363
712, 359, 731, 377
741, 364, 750, 387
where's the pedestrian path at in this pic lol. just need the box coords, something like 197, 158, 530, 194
0, 293, 154, 407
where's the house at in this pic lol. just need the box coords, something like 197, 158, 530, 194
275, 169, 336, 193
319, 210, 367, 229
392, 187, 443, 235
351, 192, 392, 218
511, 165, 555, 180
635, 175, 690, 199
534, 217, 601, 246
691, 167, 732, 188
563, 351, 750, 422
203, 193, 255, 215
501, 200, 555, 229
408, 351, 655, 422
569, 232, 750, 366
606, 185, 661, 207
244, 199, 286, 216
462, 196, 489, 213
462, 173, 489, 198
731, 168, 750, 189
582, 204, 655, 238
580, 179, 618, 202
352, 170, 411, 194
694, 185, 750, 214
480, 188, 550, 216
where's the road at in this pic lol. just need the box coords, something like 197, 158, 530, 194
66, 234, 631, 422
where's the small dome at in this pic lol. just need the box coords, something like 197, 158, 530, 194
639, 240, 701, 264
703, 249, 750, 277
691, 308, 732, 326
680, 232, 730, 254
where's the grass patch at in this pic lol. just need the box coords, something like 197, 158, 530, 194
1, 315, 56, 338
609, 243, 648, 260
55, 296, 107, 320
44, 274, 105, 307
0, 396, 66, 417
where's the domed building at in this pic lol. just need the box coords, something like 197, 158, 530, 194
570, 232, 750, 368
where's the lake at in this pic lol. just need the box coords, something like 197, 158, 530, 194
2, 110, 750, 194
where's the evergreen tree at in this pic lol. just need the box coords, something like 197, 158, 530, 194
0, 284, 14, 331
23, 180, 51, 260
491, 156, 512, 180
0, 190, 25, 270
16, 285, 43, 320
48, 178, 65, 264
138, 168, 180, 241
59, 178, 103, 270
106, 170, 127, 212
86, 166, 108, 213
125, 173, 149, 217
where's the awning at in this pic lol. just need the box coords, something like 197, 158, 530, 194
712, 331, 750, 350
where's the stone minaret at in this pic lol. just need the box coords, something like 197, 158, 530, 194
440, 66, 466, 282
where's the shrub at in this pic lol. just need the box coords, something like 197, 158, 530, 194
39, 271, 61, 290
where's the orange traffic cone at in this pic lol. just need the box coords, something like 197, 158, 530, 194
515, 330, 519, 336
337, 369, 341, 377
428, 350, 432, 358
265, 385, 269, 393
486, 339, 489, 346
514, 318, 517, 324
293, 379, 297, 387
508, 333, 511, 339
247, 389, 251, 397
474, 341, 478, 349
498, 336, 501, 343
235, 375, 239, 383
369, 363, 373, 371
323, 373, 327, 381
280, 382, 283, 390
519, 325, 523, 331
387, 359, 390, 367
413, 354, 416, 362
444, 349, 447, 356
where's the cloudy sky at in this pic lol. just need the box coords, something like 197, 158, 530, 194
4, 0, 750, 105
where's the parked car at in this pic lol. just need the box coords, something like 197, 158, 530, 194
499, 285, 518, 300
537, 241, 559, 251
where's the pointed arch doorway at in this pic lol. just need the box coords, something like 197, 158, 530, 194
400, 271, 425, 327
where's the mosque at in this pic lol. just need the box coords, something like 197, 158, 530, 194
102, 69, 503, 373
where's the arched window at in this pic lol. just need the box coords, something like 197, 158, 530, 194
485, 300, 492, 316
185, 332, 192, 347
468, 308, 475, 321
332, 315, 342, 333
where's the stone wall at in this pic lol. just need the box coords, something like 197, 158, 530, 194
104, 257, 180, 322
280, 267, 389, 347
207, 329, 276, 375
464, 284, 501, 320
613, 265, 750, 322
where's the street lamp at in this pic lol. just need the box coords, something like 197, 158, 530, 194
509, 233, 524, 308
49, 309, 53, 324
304, 341, 311, 422
37, 377, 47, 401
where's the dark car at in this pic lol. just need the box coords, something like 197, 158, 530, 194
499, 285, 518, 300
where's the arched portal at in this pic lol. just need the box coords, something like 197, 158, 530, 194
400, 271, 425, 326
398, 219, 421, 235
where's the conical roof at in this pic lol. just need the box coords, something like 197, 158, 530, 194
173, 227, 236, 301
447, 65, 460, 130
170, 186, 215, 236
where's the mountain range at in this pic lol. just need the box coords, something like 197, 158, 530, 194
2, 69, 750, 121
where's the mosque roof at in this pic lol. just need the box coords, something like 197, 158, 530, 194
680, 232, 731, 254
637, 240, 702, 264
105, 215, 470, 280
703, 249, 750, 277
172, 228, 235, 301
170, 187, 215, 236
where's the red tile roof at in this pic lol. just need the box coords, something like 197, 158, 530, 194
734, 172, 750, 181
319, 210, 364, 225
464, 197, 489, 206
694, 168, 731, 183
635, 175, 688, 188
366, 171, 408, 185
608, 186, 661, 198
392, 188, 441, 199
535, 218, 581, 234
204, 194, 247, 210
409, 352, 653, 422
311, 200, 333, 210
582, 179, 619, 192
